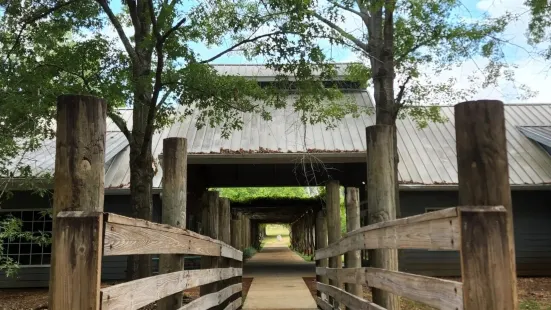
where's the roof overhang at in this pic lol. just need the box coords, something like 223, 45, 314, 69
518, 126, 551, 148
184, 152, 366, 165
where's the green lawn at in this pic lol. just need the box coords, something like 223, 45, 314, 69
262, 224, 290, 246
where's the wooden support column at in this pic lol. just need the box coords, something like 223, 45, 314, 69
49, 95, 106, 309
158, 138, 187, 310
230, 212, 243, 302
344, 187, 362, 304
455, 100, 517, 309
201, 191, 220, 296
326, 180, 342, 306
366, 125, 400, 310
218, 197, 232, 309
315, 210, 328, 298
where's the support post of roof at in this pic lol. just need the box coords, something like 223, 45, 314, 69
157, 138, 187, 310
315, 209, 328, 299
366, 125, 400, 310
344, 187, 362, 306
218, 197, 232, 310
230, 211, 243, 304
201, 191, 220, 296
49, 95, 107, 310
325, 180, 342, 307
455, 100, 518, 309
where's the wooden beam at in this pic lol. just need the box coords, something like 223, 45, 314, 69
317, 267, 463, 310
100, 268, 242, 310
455, 100, 517, 309
50, 212, 103, 310
230, 213, 243, 304
344, 187, 362, 305
49, 95, 107, 309
316, 282, 385, 310
366, 125, 400, 309
201, 191, 220, 296
459, 207, 516, 309
315, 209, 329, 298
158, 138, 187, 310
223, 297, 243, 310
326, 180, 342, 307
218, 197, 232, 310
315, 207, 460, 260
177, 283, 242, 310
316, 297, 332, 310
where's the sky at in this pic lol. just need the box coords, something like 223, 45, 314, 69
104, 0, 550, 104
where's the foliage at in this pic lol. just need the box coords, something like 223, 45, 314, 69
218, 187, 310, 202
526, 0, 551, 60
0, 211, 51, 277
243, 247, 257, 259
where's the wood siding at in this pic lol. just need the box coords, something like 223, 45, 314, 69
399, 190, 551, 276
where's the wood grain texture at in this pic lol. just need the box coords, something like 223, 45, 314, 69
102, 214, 242, 261
460, 208, 516, 310
177, 283, 242, 310
366, 125, 400, 309
344, 187, 362, 303
315, 209, 329, 297
455, 100, 518, 309
317, 282, 386, 310
326, 180, 343, 306
223, 297, 242, 310
50, 212, 103, 310
201, 191, 221, 296
315, 215, 460, 260
316, 297, 333, 310
218, 197, 232, 310
158, 138, 188, 310
100, 268, 242, 310
319, 267, 463, 310
49, 95, 106, 307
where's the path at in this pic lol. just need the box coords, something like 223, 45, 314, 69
242, 242, 317, 310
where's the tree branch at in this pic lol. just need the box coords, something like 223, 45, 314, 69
311, 11, 369, 52
329, 1, 369, 21
395, 75, 412, 106
161, 17, 187, 43
108, 110, 132, 141
96, 0, 138, 61
199, 31, 284, 64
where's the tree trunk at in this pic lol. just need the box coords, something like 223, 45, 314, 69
126, 141, 154, 280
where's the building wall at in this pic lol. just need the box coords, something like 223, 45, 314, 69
399, 190, 551, 277
0, 193, 166, 288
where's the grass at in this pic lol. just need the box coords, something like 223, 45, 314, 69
262, 224, 290, 247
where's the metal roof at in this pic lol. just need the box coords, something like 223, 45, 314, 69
10, 96, 551, 188
519, 126, 551, 148
211, 64, 355, 81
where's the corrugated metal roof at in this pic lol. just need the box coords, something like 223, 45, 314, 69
519, 126, 551, 148
7, 99, 551, 188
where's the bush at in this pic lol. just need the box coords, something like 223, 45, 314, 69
243, 247, 258, 259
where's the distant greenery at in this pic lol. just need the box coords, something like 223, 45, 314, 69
217, 187, 310, 202
243, 247, 258, 260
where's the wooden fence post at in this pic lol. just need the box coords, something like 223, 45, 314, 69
218, 197, 232, 309
345, 187, 362, 304
315, 210, 329, 298
201, 191, 220, 296
231, 212, 243, 302
455, 100, 517, 309
326, 180, 342, 307
158, 138, 187, 310
366, 125, 400, 309
49, 95, 106, 310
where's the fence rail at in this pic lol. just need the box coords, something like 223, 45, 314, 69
52, 211, 243, 310
315, 206, 515, 310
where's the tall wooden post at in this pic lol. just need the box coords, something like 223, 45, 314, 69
158, 138, 187, 310
366, 125, 400, 309
201, 191, 220, 296
326, 180, 342, 306
315, 210, 328, 298
49, 95, 107, 309
455, 100, 517, 309
217, 197, 232, 309
230, 212, 243, 303
345, 187, 362, 303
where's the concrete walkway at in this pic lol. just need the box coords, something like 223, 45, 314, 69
243, 243, 316, 310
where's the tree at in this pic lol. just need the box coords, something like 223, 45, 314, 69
0, 0, 362, 279
526, 0, 551, 60
261, 0, 528, 308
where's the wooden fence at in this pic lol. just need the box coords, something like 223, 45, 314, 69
51, 210, 243, 310
315, 205, 515, 310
